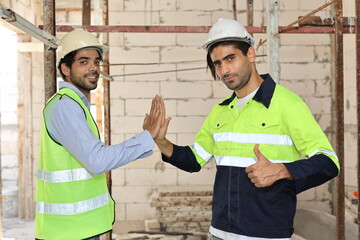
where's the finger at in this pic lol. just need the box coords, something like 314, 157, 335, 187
143, 113, 149, 130
149, 97, 156, 117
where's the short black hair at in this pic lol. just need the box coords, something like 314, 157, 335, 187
58, 51, 77, 80
206, 41, 251, 80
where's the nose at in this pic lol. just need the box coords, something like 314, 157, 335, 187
219, 62, 230, 76
88, 61, 99, 72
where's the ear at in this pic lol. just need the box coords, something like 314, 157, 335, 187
247, 46, 256, 63
60, 63, 71, 77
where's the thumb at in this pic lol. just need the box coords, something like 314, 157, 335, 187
254, 144, 266, 162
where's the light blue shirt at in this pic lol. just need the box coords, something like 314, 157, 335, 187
44, 81, 155, 175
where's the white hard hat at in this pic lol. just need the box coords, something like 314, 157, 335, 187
56, 28, 109, 67
202, 18, 254, 51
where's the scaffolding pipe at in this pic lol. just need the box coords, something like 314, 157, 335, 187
247, 0, 254, 36
43, 0, 56, 102
267, 0, 279, 83
232, 0, 237, 20
0, 6, 58, 48
356, 0, 360, 238
82, 0, 91, 25
102, 0, 111, 239
334, 0, 345, 239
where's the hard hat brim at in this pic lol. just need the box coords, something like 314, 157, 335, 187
202, 37, 254, 51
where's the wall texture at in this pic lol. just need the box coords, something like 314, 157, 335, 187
0, 0, 357, 236
107, 0, 342, 234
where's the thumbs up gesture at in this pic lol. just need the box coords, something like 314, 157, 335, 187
245, 144, 293, 187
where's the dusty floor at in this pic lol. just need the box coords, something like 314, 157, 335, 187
2, 217, 34, 240
0, 217, 306, 240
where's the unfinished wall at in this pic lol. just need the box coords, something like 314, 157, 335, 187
0, 0, 44, 219
0, 24, 18, 218
107, 0, 344, 234
0, 0, 357, 234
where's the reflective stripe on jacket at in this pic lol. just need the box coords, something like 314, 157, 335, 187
189, 74, 339, 238
35, 88, 114, 240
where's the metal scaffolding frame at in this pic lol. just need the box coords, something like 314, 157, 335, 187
0, 0, 359, 239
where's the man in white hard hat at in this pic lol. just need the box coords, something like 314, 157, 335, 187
35, 29, 164, 240
153, 18, 339, 239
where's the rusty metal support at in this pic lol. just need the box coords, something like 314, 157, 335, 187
281, 0, 336, 32
82, 0, 91, 25
232, 0, 237, 20
43, 0, 56, 102
356, 0, 360, 238
102, 0, 111, 239
299, 16, 354, 27
247, 0, 254, 36
334, 0, 345, 239
50, 25, 355, 34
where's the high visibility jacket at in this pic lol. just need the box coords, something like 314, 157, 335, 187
163, 74, 339, 238
36, 88, 114, 240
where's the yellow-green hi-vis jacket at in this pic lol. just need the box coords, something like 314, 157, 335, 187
162, 74, 339, 238
36, 88, 114, 240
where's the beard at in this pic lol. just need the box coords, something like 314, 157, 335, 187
70, 70, 99, 91
221, 67, 252, 91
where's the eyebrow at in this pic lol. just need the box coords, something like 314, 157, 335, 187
76, 56, 102, 61
213, 53, 235, 65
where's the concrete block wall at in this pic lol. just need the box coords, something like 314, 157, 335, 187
107, 0, 346, 234
0, 25, 18, 191
1, 0, 355, 231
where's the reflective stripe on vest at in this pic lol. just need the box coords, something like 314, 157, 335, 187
37, 168, 96, 183
36, 192, 111, 215
192, 132, 337, 168
214, 156, 293, 168
212, 132, 294, 146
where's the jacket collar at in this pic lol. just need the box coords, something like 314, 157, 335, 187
219, 74, 276, 108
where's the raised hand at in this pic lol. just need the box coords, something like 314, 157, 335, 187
143, 95, 163, 139
245, 144, 293, 187
155, 96, 171, 142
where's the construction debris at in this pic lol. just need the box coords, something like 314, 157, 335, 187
151, 191, 212, 233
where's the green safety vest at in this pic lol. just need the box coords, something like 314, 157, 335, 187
190, 83, 340, 170
35, 88, 114, 240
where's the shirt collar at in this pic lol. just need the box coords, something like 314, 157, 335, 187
219, 74, 276, 108
59, 81, 91, 110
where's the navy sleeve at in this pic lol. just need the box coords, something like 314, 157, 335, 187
284, 154, 339, 194
162, 144, 201, 173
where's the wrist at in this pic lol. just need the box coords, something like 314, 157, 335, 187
155, 138, 173, 158
280, 164, 294, 180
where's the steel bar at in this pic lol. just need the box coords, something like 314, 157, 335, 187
299, 16, 355, 27
356, 0, 360, 238
281, 0, 336, 32
50, 25, 356, 34
334, 0, 345, 239
0, 6, 59, 48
